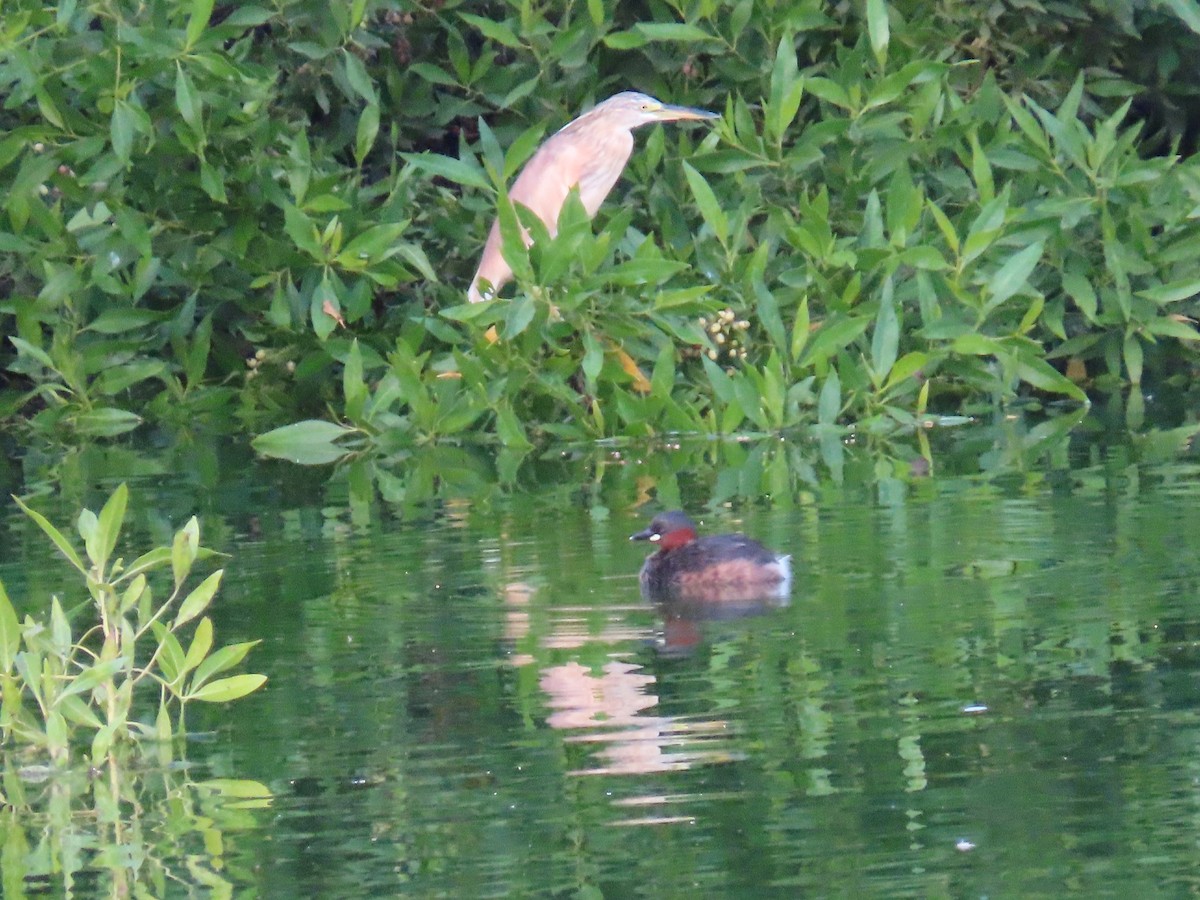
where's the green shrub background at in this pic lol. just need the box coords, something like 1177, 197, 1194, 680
3, 0, 1200, 446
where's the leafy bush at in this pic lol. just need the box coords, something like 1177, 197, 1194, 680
0, 484, 265, 765
3, 1, 1200, 450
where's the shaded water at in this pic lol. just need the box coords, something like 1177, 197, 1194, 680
3, 418, 1200, 896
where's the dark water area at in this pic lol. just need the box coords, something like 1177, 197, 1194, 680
3, 414, 1200, 896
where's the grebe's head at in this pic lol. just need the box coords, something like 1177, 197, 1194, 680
630, 510, 698, 551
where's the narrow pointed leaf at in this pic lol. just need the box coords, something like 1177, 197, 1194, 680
172, 517, 200, 590
187, 673, 267, 703
682, 162, 729, 246
0, 579, 19, 672
13, 496, 86, 574
93, 483, 128, 573
986, 242, 1043, 308
866, 0, 889, 62
174, 570, 223, 628
192, 640, 261, 689
182, 616, 214, 676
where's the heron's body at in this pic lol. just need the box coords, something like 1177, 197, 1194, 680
467, 92, 718, 303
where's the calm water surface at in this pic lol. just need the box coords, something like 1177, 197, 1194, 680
3, 424, 1200, 897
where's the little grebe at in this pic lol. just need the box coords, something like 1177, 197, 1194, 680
630, 510, 792, 603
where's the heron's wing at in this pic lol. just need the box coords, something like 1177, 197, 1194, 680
468, 122, 632, 302
470, 140, 584, 301
506, 135, 589, 233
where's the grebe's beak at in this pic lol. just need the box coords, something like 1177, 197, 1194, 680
630, 527, 659, 542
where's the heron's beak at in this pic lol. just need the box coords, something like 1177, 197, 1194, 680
656, 103, 720, 122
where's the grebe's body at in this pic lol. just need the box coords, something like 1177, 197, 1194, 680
630, 511, 791, 603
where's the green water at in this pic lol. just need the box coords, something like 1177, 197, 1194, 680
3, 418, 1200, 896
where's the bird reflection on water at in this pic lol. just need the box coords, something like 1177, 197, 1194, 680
494, 512, 792, 823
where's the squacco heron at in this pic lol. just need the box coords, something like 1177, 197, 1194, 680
467, 91, 719, 303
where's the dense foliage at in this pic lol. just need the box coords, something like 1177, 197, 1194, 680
3, 0, 1200, 451
0, 484, 265, 766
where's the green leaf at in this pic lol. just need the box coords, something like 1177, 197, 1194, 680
1136, 276, 1200, 305
336, 223, 408, 268
50, 597, 71, 657
798, 315, 870, 368
1162, 0, 1200, 33
1015, 355, 1088, 402
185, 0, 215, 49
755, 281, 788, 354
91, 483, 128, 572
282, 203, 322, 258
1123, 331, 1144, 384
110, 101, 136, 165
653, 285, 714, 309
581, 332, 603, 385
866, 0, 889, 63
817, 368, 841, 426
342, 50, 377, 104
192, 640, 260, 690
400, 152, 491, 192
460, 12, 524, 48
85, 308, 166, 334
73, 408, 143, 437
172, 517, 199, 591
969, 131, 994, 204
636, 22, 715, 42
1062, 271, 1097, 321
0, 579, 19, 673
805, 77, 851, 110
355, 103, 379, 167
682, 162, 729, 247
1145, 317, 1200, 341
791, 297, 811, 362
252, 420, 357, 464
153, 623, 186, 684
56, 656, 127, 700
343, 339, 367, 422
394, 242, 437, 282
883, 351, 929, 391
182, 617, 214, 676
9, 336, 56, 370
174, 64, 202, 131
899, 245, 949, 271
46, 710, 69, 755
174, 569, 223, 628
199, 159, 227, 203
927, 200, 959, 256
494, 403, 532, 449
986, 242, 1043, 308
963, 189, 1009, 265
952, 333, 1007, 356
119, 573, 146, 615
63, 695, 104, 730
871, 284, 899, 380
13, 496, 86, 574
768, 33, 804, 142
187, 673, 267, 703
603, 29, 648, 49
503, 295, 536, 339
122, 547, 172, 583
311, 276, 340, 340
409, 62, 460, 87
702, 355, 736, 405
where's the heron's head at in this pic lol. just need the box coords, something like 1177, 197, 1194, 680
594, 91, 720, 130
